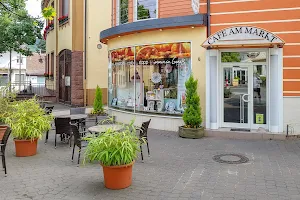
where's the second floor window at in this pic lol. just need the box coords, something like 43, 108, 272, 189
119, 0, 128, 24
62, 0, 69, 16
136, 0, 157, 20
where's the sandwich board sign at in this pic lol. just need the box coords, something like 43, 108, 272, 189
191, 0, 199, 14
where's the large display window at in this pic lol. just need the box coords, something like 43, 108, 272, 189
108, 42, 191, 116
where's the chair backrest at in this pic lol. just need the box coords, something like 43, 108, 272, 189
70, 124, 81, 148
1, 126, 11, 152
55, 117, 71, 135
70, 107, 86, 115
45, 106, 54, 115
139, 119, 151, 138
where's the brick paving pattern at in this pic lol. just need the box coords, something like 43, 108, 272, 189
1, 128, 300, 200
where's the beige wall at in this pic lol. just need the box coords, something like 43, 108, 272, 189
106, 27, 207, 117
86, 0, 111, 90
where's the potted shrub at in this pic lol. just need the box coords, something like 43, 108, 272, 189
233, 76, 239, 86
84, 119, 144, 189
178, 75, 204, 139
5, 97, 53, 157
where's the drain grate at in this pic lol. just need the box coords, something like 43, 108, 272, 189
213, 153, 249, 164
230, 128, 251, 132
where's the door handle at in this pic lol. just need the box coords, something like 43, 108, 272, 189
242, 94, 250, 102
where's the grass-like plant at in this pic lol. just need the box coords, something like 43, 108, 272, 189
0, 84, 16, 123
182, 75, 202, 128
91, 85, 104, 115
84, 119, 144, 166
5, 97, 54, 140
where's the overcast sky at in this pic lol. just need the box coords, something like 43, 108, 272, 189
26, 0, 42, 17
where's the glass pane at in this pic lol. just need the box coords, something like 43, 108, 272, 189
137, 0, 157, 20
120, 0, 128, 24
221, 52, 266, 63
135, 42, 191, 116
223, 67, 248, 123
253, 65, 267, 125
0, 74, 8, 86
109, 47, 135, 112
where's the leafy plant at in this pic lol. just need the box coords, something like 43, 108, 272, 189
91, 85, 104, 115
182, 75, 202, 128
0, 84, 16, 123
5, 97, 53, 140
224, 88, 232, 98
234, 76, 240, 80
84, 119, 144, 166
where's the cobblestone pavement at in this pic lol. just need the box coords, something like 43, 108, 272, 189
1, 128, 300, 200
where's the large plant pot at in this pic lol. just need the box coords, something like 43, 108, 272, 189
178, 126, 205, 139
101, 161, 134, 189
14, 139, 38, 157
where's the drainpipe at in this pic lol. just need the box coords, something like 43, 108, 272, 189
83, 0, 87, 106
207, 0, 211, 36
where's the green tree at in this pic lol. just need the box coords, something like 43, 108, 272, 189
221, 52, 241, 62
92, 85, 104, 115
182, 75, 202, 128
36, 39, 46, 53
137, 4, 150, 20
120, 0, 128, 24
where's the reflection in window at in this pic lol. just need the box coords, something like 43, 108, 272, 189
62, 0, 69, 16
221, 52, 266, 63
119, 0, 128, 24
137, 0, 157, 20
108, 42, 192, 116
0, 74, 9, 86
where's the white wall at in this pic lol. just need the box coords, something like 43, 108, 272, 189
284, 97, 300, 135
0, 52, 26, 70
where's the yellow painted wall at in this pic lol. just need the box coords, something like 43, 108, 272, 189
86, 0, 112, 89
106, 27, 207, 116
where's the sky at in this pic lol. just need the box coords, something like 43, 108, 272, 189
26, 0, 42, 18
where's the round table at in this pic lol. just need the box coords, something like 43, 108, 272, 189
58, 114, 88, 121
88, 124, 123, 133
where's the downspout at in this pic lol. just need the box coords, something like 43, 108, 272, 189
207, 0, 211, 36
83, 0, 87, 106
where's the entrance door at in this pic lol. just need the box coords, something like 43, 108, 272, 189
222, 64, 268, 129
58, 50, 71, 104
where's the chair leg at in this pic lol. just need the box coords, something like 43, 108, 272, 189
69, 135, 72, 148
3, 155, 7, 175
78, 148, 81, 166
140, 145, 144, 161
55, 134, 57, 149
72, 144, 75, 162
146, 141, 150, 157
1, 155, 4, 169
45, 131, 49, 144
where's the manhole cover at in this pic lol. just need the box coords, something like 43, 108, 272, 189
213, 153, 249, 164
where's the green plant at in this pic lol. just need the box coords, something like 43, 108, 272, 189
84, 119, 145, 166
182, 75, 202, 128
5, 97, 53, 140
0, 84, 16, 123
234, 76, 240, 80
224, 88, 232, 98
92, 85, 104, 115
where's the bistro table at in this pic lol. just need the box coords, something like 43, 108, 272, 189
57, 114, 88, 129
88, 124, 123, 133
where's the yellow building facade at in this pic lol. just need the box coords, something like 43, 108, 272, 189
42, 0, 111, 106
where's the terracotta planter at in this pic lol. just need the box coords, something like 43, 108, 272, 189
178, 126, 205, 139
101, 161, 134, 189
14, 139, 38, 157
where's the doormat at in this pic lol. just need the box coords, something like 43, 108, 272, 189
230, 128, 251, 132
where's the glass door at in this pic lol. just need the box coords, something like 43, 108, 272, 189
222, 65, 252, 129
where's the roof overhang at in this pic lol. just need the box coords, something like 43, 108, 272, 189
100, 14, 207, 43
202, 26, 285, 49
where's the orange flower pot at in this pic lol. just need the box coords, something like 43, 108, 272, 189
101, 161, 135, 189
14, 139, 38, 157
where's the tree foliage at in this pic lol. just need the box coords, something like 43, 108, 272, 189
0, 0, 43, 56
182, 75, 202, 128
92, 85, 104, 115
221, 52, 241, 63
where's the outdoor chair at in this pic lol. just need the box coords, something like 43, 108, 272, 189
70, 107, 90, 131
137, 119, 151, 161
1, 127, 12, 176
71, 124, 89, 165
45, 106, 54, 115
53, 117, 72, 148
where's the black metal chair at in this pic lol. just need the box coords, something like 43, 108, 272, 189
1, 127, 12, 176
71, 124, 89, 165
53, 117, 72, 148
45, 106, 54, 115
137, 119, 151, 161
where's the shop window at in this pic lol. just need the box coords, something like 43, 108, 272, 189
118, 0, 128, 25
108, 42, 191, 116
221, 52, 266, 63
135, 0, 157, 21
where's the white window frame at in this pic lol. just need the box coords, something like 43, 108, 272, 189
134, 0, 158, 22
116, 0, 129, 26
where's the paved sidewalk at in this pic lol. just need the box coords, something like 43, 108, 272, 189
1, 129, 300, 200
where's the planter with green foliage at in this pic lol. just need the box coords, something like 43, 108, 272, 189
179, 75, 204, 139
84, 119, 144, 189
89, 85, 106, 117
5, 97, 53, 157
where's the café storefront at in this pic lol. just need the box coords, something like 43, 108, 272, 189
202, 26, 285, 134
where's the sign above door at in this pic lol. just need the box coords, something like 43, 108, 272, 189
202, 26, 285, 49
